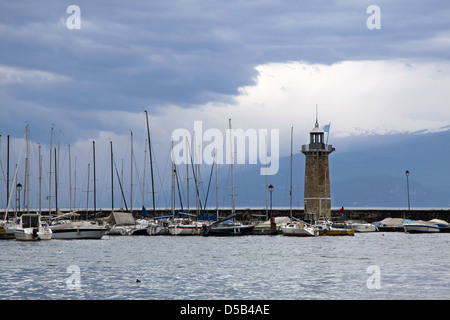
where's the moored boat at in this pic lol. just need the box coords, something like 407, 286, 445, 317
50, 220, 108, 239
428, 219, 450, 233
281, 221, 319, 237
14, 213, 52, 241
252, 217, 291, 235
168, 218, 202, 235
345, 220, 378, 232
201, 213, 255, 236
374, 217, 411, 232
404, 220, 440, 233
315, 220, 354, 236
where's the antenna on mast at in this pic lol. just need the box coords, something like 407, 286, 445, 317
315, 104, 319, 127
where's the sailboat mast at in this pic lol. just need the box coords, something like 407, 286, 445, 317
145, 110, 156, 212
130, 131, 133, 213
49, 126, 53, 215
290, 126, 293, 220
39, 145, 42, 214
6, 135, 10, 207
229, 119, 235, 214
92, 141, 96, 215
69, 144, 72, 212
86, 163, 90, 212
25, 125, 30, 214
54, 147, 58, 214
110, 141, 114, 213
171, 139, 175, 219
186, 135, 189, 211
215, 150, 219, 220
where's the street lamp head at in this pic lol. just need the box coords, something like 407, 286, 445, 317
405, 170, 409, 176
268, 184, 274, 192
16, 183, 22, 192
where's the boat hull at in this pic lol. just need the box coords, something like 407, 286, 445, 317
404, 223, 440, 233
201, 224, 255, 236
14, 228, 52, 241
319, 229, 354, 236
51, 227, 108, 239
281, 223, 318, 237
351, 224, 378, 232
169, 225, 201, 235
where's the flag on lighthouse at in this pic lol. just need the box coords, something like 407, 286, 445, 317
323, 123, 330, 133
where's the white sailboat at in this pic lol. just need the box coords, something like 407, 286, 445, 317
14, 213, 52, 241
201, 119, 255, 236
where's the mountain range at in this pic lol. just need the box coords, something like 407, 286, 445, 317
219, 128, 450, 209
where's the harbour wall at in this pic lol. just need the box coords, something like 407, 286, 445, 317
5, 207, 448, 222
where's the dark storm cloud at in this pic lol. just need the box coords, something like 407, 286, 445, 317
1, 0, 449, 142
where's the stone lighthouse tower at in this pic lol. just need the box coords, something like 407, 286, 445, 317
301, 112, 335, 220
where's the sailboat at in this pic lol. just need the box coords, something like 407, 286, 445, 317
13, 126, 52, 241
1, 135, 19, 239
201, 119, 255, 236
167, 139, 203, 235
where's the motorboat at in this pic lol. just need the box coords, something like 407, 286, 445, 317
345, 220, 378, 232
428, 219, 450, 233
315, 220, 354, 236
50, 219, 108, 239
14, 213, 52, 241
404, 220, 440, 233
281, 221, 319, 237
374, 217, 411, 232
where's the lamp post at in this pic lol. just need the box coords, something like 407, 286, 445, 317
16, 183, 22, 216
405, 170, 410, 211
268, 184, 274, 220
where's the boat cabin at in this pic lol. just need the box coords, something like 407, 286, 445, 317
20, 214, 41, 228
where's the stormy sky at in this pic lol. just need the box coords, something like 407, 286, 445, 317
1, 1, 449, 209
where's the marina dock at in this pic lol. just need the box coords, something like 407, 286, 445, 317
3, 207, 447, 223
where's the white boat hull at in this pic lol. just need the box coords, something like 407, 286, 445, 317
51, 227, 108, 239
404, 221, 440, 233
169, 225, 201, 235
14, 228, 52, 241
281, 223, 319, 237
350, 223, 378, 232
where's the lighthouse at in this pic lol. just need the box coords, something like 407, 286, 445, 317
301, 112, 335, 220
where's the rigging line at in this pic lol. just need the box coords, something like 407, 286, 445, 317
174, 166, 183, 210
203, 156, 215, 211
113, 157, 128, 211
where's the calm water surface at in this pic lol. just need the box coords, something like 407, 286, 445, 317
1, 232, 449, 300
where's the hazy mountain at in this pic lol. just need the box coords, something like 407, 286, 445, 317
222, 128, 450, 209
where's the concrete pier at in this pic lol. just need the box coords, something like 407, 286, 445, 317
5, 207, 447, 223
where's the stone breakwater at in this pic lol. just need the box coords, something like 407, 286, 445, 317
13, 207, 448, 223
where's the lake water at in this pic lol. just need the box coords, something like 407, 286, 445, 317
1, 232, 449, 301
